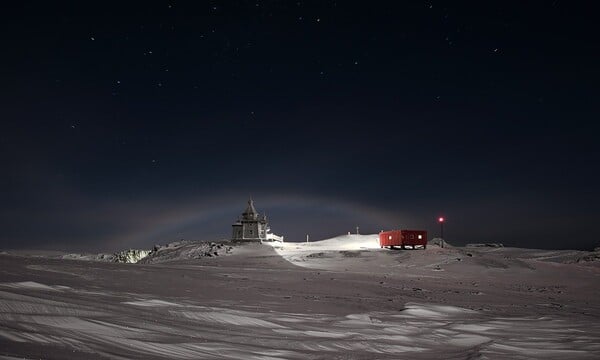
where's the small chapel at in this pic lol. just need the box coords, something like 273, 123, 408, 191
231, 199, 284, 243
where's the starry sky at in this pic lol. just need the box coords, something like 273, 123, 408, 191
1, 1, 599, 252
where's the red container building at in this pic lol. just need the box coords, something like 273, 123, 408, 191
379, 230, 427, 249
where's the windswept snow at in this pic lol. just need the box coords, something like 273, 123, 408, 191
0, 239, 599, 359
0, 281, 598, 359
0, 281, 69, 292
123, 299, 183, 307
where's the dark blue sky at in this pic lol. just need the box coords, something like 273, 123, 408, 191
1, 1, 598, 251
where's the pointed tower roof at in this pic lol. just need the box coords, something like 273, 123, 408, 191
242, 198, 259, 220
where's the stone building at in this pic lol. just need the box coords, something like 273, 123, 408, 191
231, 199, 283, 243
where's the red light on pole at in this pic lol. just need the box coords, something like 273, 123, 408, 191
438, 217, 444, 223
438, 217, 445, 239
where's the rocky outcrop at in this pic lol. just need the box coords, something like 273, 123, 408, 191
137, 241, 233, 264
575, 248, 600, 263
113, 249, 151, 263
429, 238, 449, 247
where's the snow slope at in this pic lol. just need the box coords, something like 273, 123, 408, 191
0, 238, 599, 359
289, 234, 381, 250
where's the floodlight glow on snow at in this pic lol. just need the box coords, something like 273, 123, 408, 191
438, 217, 444, 223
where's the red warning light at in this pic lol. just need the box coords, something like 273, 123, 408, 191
438, 217, 445, 223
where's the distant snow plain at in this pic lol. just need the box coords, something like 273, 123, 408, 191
1, 234, 599, 359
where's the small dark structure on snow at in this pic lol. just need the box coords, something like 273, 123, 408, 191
379, 230, 427, 249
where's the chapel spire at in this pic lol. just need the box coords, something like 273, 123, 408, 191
242, 198, 258, 220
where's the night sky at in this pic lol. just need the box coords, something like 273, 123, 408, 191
1, 1, 598, 252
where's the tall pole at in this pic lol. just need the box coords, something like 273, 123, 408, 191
438, 217, 445, 238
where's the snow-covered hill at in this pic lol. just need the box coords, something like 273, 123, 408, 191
138, 241, 233, 264
262, 233, 380, 251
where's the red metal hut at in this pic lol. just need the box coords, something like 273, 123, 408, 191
379, 230, 427, 249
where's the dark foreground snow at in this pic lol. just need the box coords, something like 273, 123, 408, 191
1, 236, 599, 359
